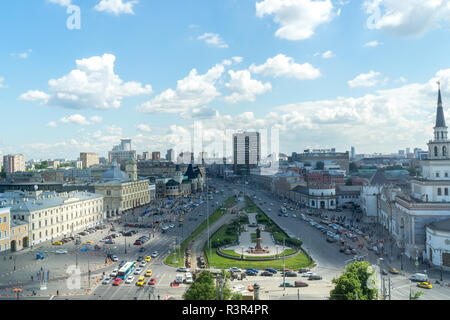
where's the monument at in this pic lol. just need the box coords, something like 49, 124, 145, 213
250, 226, 269, 254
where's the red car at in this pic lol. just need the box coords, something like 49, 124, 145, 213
148, 278, 156, 285
295, 281, 309, 287
112, 277, 123, 286
134, 240, 143, 246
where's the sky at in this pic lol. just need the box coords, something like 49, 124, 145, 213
2, 0, 450, 160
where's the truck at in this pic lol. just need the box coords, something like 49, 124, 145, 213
410, 273, 428, 282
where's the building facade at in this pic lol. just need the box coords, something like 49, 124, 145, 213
233, 131, 261, 175
3, 154, 25, 173
80, 152, 99, 169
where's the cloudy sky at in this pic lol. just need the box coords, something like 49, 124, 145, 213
2, 0, 450, 160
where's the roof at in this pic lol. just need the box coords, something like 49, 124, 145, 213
101, 162, 127, 180
369, 170, 389, 186
436, 87, 446, 127
428, 218, 450, 233
166, 179, 180, 187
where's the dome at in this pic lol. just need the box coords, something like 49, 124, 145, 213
101, 162, 127, 180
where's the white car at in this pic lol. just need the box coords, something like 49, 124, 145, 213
102, 277, 112, 284
228, 267, 242, 273
125, 276, 134, 284
55, 249, 68, 254
110, 269, 119, 277
169, 224, 175, 228
292, 214, 296, 218
134, 268, 143, 275
302, 271, 313, 277
139, 261, 147, 267
151, 251, 159, 258
177, 267, 190, 272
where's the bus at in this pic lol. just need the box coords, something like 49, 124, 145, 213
117, 262, 136, 279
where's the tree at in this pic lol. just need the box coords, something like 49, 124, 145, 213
410, 290, 424, 300
315, 161, 324, 170
330, 261, 378, 300
349, 162, 358, 173
183, 271, 216, 300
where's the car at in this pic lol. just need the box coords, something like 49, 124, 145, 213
110, 269, 119, 277
389, 268, 399, 275
125, 276, 135, 284
381, 269, 388, 275
327, 237, 337, 243
145, 256, 152, 262
417, 282, 432, 289
246, 270, 258, 276
134, 268, 143, 275
134, 240, 143, 246
136, 256, 144, 262
148, 278, 156, 285
261, 271, 273, 277
265, 268, 278, 274
228, 267, 242, 273
285, 272, 297, 277
55, 249, 68, 254
247, 268, 259, 273
298, 268, 310, 273
302, 271, 313, 277
279, 282, 294, 287
177, 267, 190, 272
309, 275, 322, 280
294, 281, 309, 287
151, 251, 159, 258
102, 277, 112, 284
111, 255, 118, 262
145, 269, 153, 277
139, 247, 146, 253
52, 241, 63, 246
136, 277, 146, 286
112, 277, 123, 286
179, 218, 184, 223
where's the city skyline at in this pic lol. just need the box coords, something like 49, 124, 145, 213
3, 1, 450, 159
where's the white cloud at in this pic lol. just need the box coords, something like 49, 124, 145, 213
256, 0, 335, 40
225, 70, 272, 104
48, 0, 72, 7
249, 54, 321, 80
363, 40, 380, 47
0, 77, 6, 89
11, 49, 32, 59
19, 54, 152, 110
364, 0, 450, 37
348, 71, 387, 88
321, 50, 335, 59
136, 124, 151, 133
94, 0, 138, 15
138, 60, 232, 114
48, 114, 103, 127
197, 33, 229, 48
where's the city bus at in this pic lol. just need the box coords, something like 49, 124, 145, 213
117, 262, 136, 279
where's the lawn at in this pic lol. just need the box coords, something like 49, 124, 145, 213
164, 195, 237, 267
220, 248, 298, 259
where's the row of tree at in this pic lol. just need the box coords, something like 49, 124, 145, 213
183, 271, 242, 300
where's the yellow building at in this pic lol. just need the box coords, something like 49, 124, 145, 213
0, 207, 10, 252
10, 220, 28, 251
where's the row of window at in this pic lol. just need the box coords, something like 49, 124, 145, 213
32, 216, 100, 240
32, 212, 103, 230
437, 188, 449, 196
435, 172, 449, 178
0, 216, 8, 224
32, 206, 102, 221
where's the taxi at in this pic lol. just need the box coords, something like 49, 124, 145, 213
145, 256, 152, 262
179, 218, 184, 223
83, 241, 94, 245
52, 241, 63, 246
389, 268, 399, 274
145, 269, 153, 277
136, 277, 146, 286
417, 281, 432, 289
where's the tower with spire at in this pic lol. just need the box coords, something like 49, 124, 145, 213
428, 81, 450, 160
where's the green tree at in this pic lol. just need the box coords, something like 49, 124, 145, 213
410, 290, 424, 300
330, 261, 378, 300
349, 162, 358, 173
315, 161, 325, 170
183, 271, 216, 300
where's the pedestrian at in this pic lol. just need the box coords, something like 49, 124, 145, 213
31, 275, 33, 282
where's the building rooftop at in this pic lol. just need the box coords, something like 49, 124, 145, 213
428, 218, 450, 233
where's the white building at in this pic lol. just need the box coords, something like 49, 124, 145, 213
0, 189, 105, 246
3, 154, 25, 173
361, 170, 389, 223
426, 218, 450, 269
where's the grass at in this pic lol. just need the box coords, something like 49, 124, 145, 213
203, 197, 312, 270
164, 195, 237, 267
220, 248, 297, 259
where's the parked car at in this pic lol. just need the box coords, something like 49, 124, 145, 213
309, 275, 322, 280
261, 271, 273, 277
265, 268, 278, 274
110, 269, 119, 277
285, 272, 298, 277
246, 270, 258, 276
294, 281, 309, 287
228, 267, 242, 273
279, 282, 294, 287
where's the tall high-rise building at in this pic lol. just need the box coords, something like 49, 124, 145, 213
152, 152, 161, 161
166, 149, 175, 162
351, 146, 355, 160
80, 152, 99, 169
233, 131, 260, 175
3, 154, 25, 173
142, 152, 151, 161
108, 139, 137, 166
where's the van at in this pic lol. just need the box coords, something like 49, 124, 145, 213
410, 273, 428, 282
176, 275, 183, 284
185, 272, 193, 284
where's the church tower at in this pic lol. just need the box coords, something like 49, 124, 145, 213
428, 81, 450, 160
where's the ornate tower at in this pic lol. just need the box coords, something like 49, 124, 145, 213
125, 158, 137, 181
428, 81, 450, 160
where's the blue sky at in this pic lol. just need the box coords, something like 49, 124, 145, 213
2, 0, 450, 160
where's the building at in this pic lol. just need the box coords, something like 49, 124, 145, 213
152, 152, 161, 161
80, 153, 99, 169
0, 207, 10, 252
3, 154, 25, 173
108, 139, 137, 167
233, 131, 261, 175
351, 146, 355, 160
94, 160, 151, 218
166, 149, 175, 162
0, 189, 104, 247
291, 150, 350, 174
155, 164, 204, 198
426, 218, 450, 269
10, 220, 28, 252
361, 170, 390, 223
142, 152, 151, 161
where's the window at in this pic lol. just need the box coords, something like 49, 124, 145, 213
446, 173, 449, 178
3, 216, 6, 223
446, 188, 449, 196
435, 146, 438, 157
444, 146, 447, 157
438, 188, 442, 196
436, 172, 440, 178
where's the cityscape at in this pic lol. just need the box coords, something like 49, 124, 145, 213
0, 0, 449, 306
